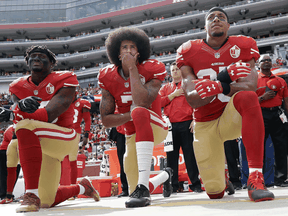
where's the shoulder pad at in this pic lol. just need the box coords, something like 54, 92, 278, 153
9, 76, 29, 94
177, 40, 192, 54
98, 64, 115, 79
230, 35, 255, 48
142, 59, 165, 71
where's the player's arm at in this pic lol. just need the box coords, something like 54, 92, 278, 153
45, 86, 76, 122
180, 65, 215, 108
82, 107, 91, 146
228, 58, 258, 95
100, 89, 131, 128
129, 67, 162, 108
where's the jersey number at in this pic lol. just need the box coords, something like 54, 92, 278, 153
73, 109, 79, 123
197, 68, 230, 103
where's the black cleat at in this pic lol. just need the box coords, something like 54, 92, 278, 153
125, 184, 151, 208
189, 182, 204, 193
233, 182, 243, 190
118, 190, 129, 198
162, 167, 173, 197
225, 179, 235, 195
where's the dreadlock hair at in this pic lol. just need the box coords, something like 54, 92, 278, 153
105, 27, 151, 66
24, 45, 57, 66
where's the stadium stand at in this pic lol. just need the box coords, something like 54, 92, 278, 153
0, 0, 287, 90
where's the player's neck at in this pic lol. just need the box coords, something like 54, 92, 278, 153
205, 36, 228, 50
31, 70, 51, 85
119, 67, 129, 81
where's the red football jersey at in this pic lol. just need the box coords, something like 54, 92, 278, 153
98, 59, 167, 135
71, 98, 91, 134
9, 71, 79, 128
176, 36, 260, 122
0, 125, 14, 151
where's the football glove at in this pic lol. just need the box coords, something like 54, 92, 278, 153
195, 79, 223, 99
18, 96, 42, 113
0, 107, 13, 122
217, 62, 251, 83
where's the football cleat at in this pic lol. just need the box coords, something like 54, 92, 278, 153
16, 193, 40, 213
0, 197, 13, 204
79, 177, 100, 202
225, 179, 235, 195
162, 167, 173, 197
189, 182, 204, 193
247, 170, 274, 202
125, 184, 151, 208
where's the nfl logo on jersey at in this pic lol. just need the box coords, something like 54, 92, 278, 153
214, 53, 220, 59
46, 83, 55, 94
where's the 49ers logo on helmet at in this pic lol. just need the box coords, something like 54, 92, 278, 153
230, 45, 241, 58
46, 83, 55, 94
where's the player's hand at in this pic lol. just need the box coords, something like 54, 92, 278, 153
120, 52, 139, 69
226, 62, 251, 82
195, 79, 223, 99
18, 96, 42, 113
13, 107, 25, 123
0, 107, 13, 122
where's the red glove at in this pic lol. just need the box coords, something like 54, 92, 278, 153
227, 62, 251, 81
13, 107, 48, 124
195, 79, 223, 99
267, 78, 282, 92
217, 62, 251, 83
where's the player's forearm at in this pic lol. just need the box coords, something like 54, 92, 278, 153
229, 75, 257, 95
129, 66, 153, 107
101, 112, 131, 128
182, 79, 212, 108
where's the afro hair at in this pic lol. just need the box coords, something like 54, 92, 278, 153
105, 27, 151, 66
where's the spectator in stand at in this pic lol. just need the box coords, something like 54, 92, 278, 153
109, 125, 128, 197
256, 54, 288, 187
176, 7, 274, 201
159, 62, 202, 193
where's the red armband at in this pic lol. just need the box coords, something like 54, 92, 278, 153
83, 111, 91, 132
14, 108, 48, 123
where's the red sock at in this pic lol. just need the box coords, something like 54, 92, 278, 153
149, 181, 155, 193
7, 167, 17, 193
233, 91, 264, 168
131, 107, 153, 142
70, 160, 77, 184
51, 185, 80, 207
16, 129, 42, 190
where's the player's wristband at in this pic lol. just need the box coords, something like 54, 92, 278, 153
84, 131, 89, 138
217, 67, 232, 84
221, 82, 231, 95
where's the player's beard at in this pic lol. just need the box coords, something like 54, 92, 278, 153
211, 31, 224, 37
32, 67, 43, 72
